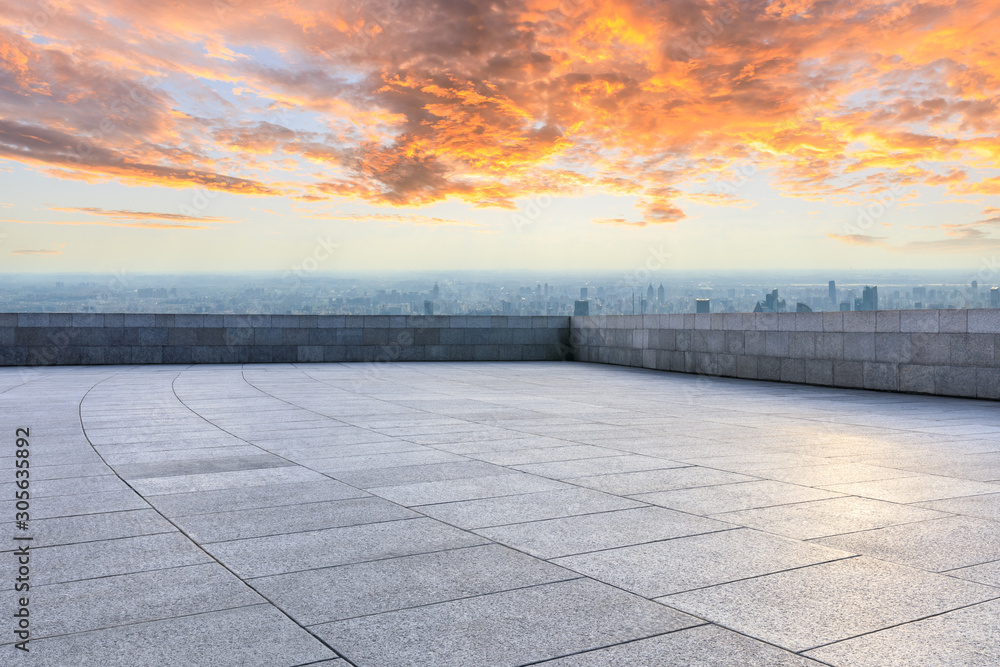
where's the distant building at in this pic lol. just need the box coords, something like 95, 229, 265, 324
754, 289, 785, 313
658, 284, 665, 302
573, 300, 589, 316
695, 298, 710, 313
992, 287, 999, 308
647, 284, 655, 303
580, 287, 588, 300
431, 282, 440, 299
828, 280, 836, 304
424, 300, 434, 316
860, 285, 878, 311
839, 302, 851, 311
796, 302, 813, 312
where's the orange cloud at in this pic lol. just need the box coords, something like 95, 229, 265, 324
46, 207, 237, 223
3, 218, 206, 230
0, 0, 997, 226
11, 248, 61, 255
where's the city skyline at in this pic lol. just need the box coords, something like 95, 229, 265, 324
2, 1, 1000, 273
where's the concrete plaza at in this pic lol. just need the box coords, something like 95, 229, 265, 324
2, 362, 999, 666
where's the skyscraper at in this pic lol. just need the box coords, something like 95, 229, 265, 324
580, 287, 588, 300
647, 284, 655, 303
992, 287, 999, 308
828, 280, 836, 304
695, 298, 710, 313
861, 285, 878, 311
657, 284, 665, 302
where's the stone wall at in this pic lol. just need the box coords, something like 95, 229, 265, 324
0, 314, 570, 365
571, 310, 1000, 400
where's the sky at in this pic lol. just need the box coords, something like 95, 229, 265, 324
1, 0, 999, 275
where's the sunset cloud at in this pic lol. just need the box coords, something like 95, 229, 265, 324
47, 207, 237, 223
11, 248, 61, 255
0, 0, 998, 234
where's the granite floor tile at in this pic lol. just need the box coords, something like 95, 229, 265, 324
540, 624, 825, 666
253, 544, 572, 624
173, 496, 419, 542
415, 488, 645, 529
19, 605, 337, 666
205, 517, 487, 578
299, 449, 467, 474
554, 528, 852, 597
944, 560, 1000, 587
822, 475, 1000, 503
312, 578, 700, 667
804, 599, 1000, 666
469, 444, 620, 466
1, 509, 173, 549
16, 563, 261, 639
759, 462, 915, 487
637, 480, 842, 515
513, 454, 686, 479
917, 491, 1000, 521
33, 532, 213, 585
128, 465, 329, 496
371, 473, 569, 506
330, 460, 513, 488
148, 479, 367, 517
717, 496, 950, 540
815, 516, 1000, 572
474, 507, 731, 559
664, 557, 999, 652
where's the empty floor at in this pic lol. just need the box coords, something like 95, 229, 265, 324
2, 362, 999, 666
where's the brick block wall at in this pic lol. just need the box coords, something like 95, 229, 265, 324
0, 314, 571, 366
571, 311, 1000, 400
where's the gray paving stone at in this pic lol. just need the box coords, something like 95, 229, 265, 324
33, 532, 213, 585
253, 544, 572, 624
823, 474, 1000, 503
330, 460, 513, 488
112, 454, 294, 479
918, 491, 1000, 522
716, 496, 950, 540
300, 448, 466, 473
573, 467, 757, 496
475, 506, 731, 559
148, 479, 367, 517
554, 528, 851, 597
312, 578, 700, 667
128, 465, 330, 496
0, 489, 150, 520
815, 516, 1000, 572
415, 488, 645, 529
513, 454, 685, 479
205, 517, 487, 578
760, 462, 915, 486
541, 624, 824, 666
20, 563, 262, 639
20, 604, 337, 666
804, 599, 1000, 666
664, 556, 1000, 652
173, 497, 419, 542
1, 509, 173, 549
0, 474, 126, 499
371, 472, 569, 506
637, 480, 843, 515
469, 444, 621, 465
945, 559, 1000, 587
